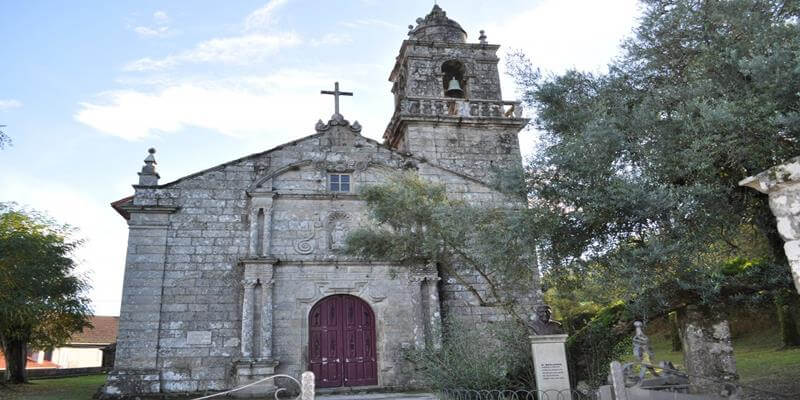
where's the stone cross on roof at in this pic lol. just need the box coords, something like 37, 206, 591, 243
321, 81, 353, 117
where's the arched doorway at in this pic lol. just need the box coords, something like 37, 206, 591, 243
308, 295, 378, 388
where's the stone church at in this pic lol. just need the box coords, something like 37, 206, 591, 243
106, 5, 529, 396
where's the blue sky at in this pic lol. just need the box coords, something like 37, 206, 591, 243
0, 0, 641, 315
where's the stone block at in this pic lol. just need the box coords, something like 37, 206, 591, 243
187, 331, 212, 345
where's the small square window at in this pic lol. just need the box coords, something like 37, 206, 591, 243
329, 174, 350, 192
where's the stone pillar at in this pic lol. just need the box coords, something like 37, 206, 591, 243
240, 278, 258, 358
740, 157, 800, 294
301, 371, 315, 400
529, 334, 572, 400
423, 277, 443, 350
677, 306, 740, 396
258, 277, 274, 360
104, 204, 178, 396
235, 258, 278, 397
248, 192, 275, 257
410, 276, 427, 350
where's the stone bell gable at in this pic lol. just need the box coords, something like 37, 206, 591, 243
384, 5, 528, 181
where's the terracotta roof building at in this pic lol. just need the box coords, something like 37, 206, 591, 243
0, 316, 119, 370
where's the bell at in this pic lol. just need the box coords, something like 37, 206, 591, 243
445, 77, 464, 97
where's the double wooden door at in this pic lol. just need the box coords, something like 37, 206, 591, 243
308, 295, 378, 388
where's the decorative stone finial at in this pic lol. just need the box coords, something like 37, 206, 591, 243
407, 5, 467, 43
138, 147, 160, 186
479, 30, 487, 44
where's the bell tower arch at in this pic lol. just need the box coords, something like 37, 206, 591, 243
384, 5, 528, 182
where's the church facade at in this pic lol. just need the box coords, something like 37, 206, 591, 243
106, 6, 529, 396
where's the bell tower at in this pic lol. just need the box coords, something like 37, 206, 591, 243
384, 5, 528, 181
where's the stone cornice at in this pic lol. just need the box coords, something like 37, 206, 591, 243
119, 205, 180, 214
274, 193, 361, 201
238, 257, 279, 265
739, 156, 800, 194
271, 258, 405, 266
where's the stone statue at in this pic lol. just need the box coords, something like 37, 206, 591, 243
632, 321, 655, 364
529, 304, 564, 335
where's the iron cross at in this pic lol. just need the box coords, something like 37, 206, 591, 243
321, 82, 353, 116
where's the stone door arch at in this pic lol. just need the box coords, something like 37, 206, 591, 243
308, 294, 378, 388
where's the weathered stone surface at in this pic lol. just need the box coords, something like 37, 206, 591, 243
529, 334, 572, 399
740, 156, 800, 293
677, 306, 740, 396
106, 5, 533, 397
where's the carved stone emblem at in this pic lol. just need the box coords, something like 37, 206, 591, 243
293, 218, 323, 255
328, 211, 351, 251
313, 159, 370, 173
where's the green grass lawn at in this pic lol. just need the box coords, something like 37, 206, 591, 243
2, 314, 798, 399
642, 324, 800, 385
627, 317, 800, 398
0, 374, 106, 400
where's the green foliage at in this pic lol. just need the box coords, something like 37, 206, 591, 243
542, 283, 610, 335
508, 0, 800, 316
567, 303, 632, 387
405, 319, 534, 390
345, 172, 536, 323
0, 203, 92, 383
0, 125, 9, 149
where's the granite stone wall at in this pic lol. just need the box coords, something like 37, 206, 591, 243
740, 156, 800, 294
109, 123, 518, 395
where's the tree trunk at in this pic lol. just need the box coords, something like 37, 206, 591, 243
775, 289, 800, 348
1, 338, 28, 384
668, 311, 682, 352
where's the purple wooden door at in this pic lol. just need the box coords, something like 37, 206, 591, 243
308, 295, 377, 388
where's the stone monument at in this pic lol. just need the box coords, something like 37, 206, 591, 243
740, 156, 800, 295
529, 304, 572, 399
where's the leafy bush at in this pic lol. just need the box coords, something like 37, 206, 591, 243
405, 319, 535, 390
566, 302, 632, 387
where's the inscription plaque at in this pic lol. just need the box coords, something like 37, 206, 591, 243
530, 334, 572, 400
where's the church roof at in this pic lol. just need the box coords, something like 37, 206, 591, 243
407, 5, 467, 43
110, 115, 499, 219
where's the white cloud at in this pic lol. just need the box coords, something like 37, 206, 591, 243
482, 0, 641, 160
488, 0, 641, 75
244, 0, 290, 32
134, 25, 169, 37
0, 99, 22, 110
76, 70, 339, 141
124, 32, 302, 71
132, 10, 172, 38
153, 10, 169, 23
340, 18, 403, 31
310, 33, 352, 47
